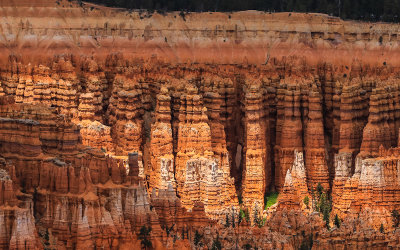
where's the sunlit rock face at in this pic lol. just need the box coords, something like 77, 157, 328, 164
149, 87, 175, 192
241, 80, 268, 215
172, 86, 238, 218
277, 150, 309, 210
3, 0, 400, 248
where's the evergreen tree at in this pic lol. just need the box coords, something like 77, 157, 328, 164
138, 226, 152, 250
319, 192, 331, 229
238, 209, 243, 225
334, 214, 341, 228
225, 213, 231, 228
316, 183, 324, 197
380, 223, 385, 233
392, 210, 400, 228
303, 196, 309, 208
244, 208, 250, 222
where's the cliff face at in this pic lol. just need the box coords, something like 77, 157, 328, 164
241, 80, 268, 214
0, 96, 169, 249
149, 87, 175, 192
3, 0, 400, 249
173, 85, 238, 218
277, 151, 309, 210
2, 0, 400, 65
0, 159, 42, 250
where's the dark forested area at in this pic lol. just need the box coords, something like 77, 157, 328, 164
82, 0, 400, 22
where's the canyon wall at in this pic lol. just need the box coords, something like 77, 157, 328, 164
2, 0, 400, 249
1, 0, 400, 65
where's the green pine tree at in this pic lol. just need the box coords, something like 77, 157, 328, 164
303, 196, 310, 208
225, 213, 231, 228
138, 226, 152, 250
380, 223, 385, 233
334, 214, 341, 228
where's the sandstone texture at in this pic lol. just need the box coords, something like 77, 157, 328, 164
2, 0, 400, 249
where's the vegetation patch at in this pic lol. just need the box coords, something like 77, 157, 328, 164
264, 192, 278, 210
312, 183, 332, 229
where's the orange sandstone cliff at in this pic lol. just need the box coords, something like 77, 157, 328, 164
2, 0, 400, 249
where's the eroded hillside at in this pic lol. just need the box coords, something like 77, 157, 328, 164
1, 0, 400, 249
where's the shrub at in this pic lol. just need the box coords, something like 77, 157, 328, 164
380, 223, 385, 234
303, 196, 309, 208
239, 208, 245, 219
243, 243, 252, 250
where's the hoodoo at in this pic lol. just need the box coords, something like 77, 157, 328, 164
2, 0, 400, 248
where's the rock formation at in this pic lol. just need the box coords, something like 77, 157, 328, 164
278, 150, 309, 210
149, 87, 175, 191
2, 0, 400, 248
304, 87, 330, 190
174, 85, 238, 218
274, 83, 304, 192
0, 96, 166, 249
0, 159, 42, 249
241, 80, 269, 213
107, 75, 144, 156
